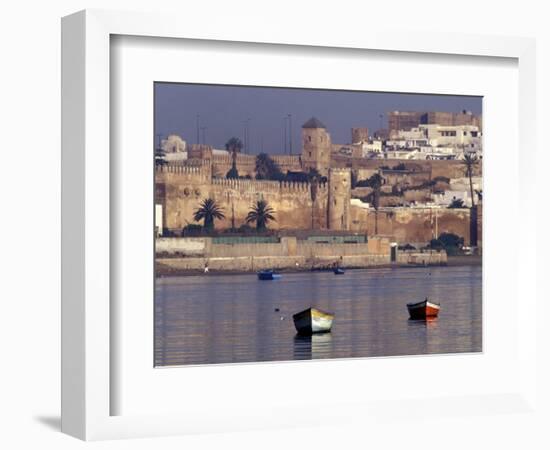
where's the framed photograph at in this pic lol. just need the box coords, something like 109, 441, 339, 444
62, 9, 538, 441
153, 82, 483, 368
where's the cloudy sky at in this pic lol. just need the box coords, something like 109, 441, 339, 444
155, 83, 482, 154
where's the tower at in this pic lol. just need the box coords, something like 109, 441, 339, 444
351, 127, 369, 144
327, 168, 351, 230
301, 117, 332, 177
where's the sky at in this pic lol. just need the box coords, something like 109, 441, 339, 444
154, 83, 482, 155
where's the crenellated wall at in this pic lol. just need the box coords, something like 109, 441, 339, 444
270, 154, 302, 173
208, 153, 303, 178
155, 163, 473, 245
156, 165, 334, 233
211, 153, 256, 178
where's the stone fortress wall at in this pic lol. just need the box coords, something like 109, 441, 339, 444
349, 206, 472, 245
156, 162, 473, 245
156, 117, 481, 246
156, 163, 331, 232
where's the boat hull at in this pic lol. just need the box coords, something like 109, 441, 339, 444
333, 268, 345, 275
407, 299, 440, 320
257, 271, 282, 280
293, 307, 334, 335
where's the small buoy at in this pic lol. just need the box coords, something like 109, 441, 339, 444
280, 316, 285, 321
274, 308, 280, 312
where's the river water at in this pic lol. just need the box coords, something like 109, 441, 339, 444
155, 265, 482, 366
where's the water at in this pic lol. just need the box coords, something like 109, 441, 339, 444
155, 265, 482, 366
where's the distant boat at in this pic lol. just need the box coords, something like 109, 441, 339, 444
293, 307, 334, 335
257, 270, 282, 280
407, 298, 440, 320
333, 267, 345, 275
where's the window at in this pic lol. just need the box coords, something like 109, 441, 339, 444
308, 136, 312, 142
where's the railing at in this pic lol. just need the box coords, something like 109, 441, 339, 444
212, 236, 280, 244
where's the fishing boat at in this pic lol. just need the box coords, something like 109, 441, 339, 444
407, 298, 440, 320
333, 267, 345, 275
257, 270, 282, 280
293, 307, 334, 335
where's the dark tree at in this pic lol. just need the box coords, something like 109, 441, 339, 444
367, 173, 384, 235
255, 153, 284, 180
429, 232, 464, 256
193, 198, 225, 232
367, 173, 384, 210
448, 198, 465, 209
226, 165, 239, 179
461, 153, 479, 207
246, 199, 276, 231
438, 232, 464, 248
225, 137, 243, 179
225, 137, 243, 154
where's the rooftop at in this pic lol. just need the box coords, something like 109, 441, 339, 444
302, 117, 327, 129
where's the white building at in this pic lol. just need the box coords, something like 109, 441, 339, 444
383, 123, 482, 160
383, 148, 419, 159
361, 140, 383, 155
161, 134, 187, 153
392, 124, 482, 149
419, 124, 482, 150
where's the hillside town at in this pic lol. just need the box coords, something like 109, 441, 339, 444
154, 110, 482, 274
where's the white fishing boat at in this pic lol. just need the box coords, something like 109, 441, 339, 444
292, 307, 334, 335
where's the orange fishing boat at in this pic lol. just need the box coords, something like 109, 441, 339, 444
407, 298, 440, 320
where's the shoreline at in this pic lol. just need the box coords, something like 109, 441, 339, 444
446, 255, 482, 266
156, 254, 481, 277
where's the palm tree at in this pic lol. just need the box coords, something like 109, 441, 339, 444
246, 199, 276, 231
367, 173, 383, 235
225, 137, 243, 154
461, 153, 479, 207
225, 137, 243, 179
193, 198, 225, 232
226, 164, 239, 179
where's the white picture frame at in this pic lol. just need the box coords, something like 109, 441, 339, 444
61, 9, 538, 441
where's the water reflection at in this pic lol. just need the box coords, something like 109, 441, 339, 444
155, 266, 482, 366
408, 317, 439, 329
293, 333, 333, 360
